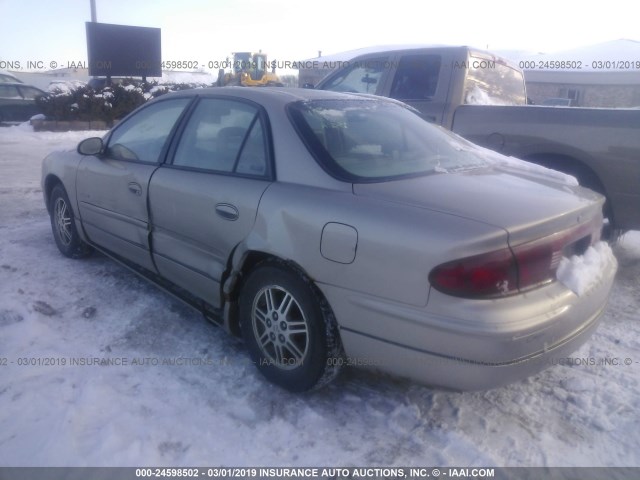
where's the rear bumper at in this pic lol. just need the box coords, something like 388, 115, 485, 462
319, 254, 617, 391
338, 298, 605, 391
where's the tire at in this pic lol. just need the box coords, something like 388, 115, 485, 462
49, 184, 92, 258
239, 262, 343, 392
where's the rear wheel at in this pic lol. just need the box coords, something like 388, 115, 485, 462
49, 184, 92, 258
239, 262, 343, 392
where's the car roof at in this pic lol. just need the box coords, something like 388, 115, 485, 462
158, 86, 392, 108
301, 44, 462, 63
1, 83, 46, 96
0, 82, 43, 89
311, 45, 519, 71
0, 72, 22, 82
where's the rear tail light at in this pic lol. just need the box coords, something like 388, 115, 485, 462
429, 217, 601, 299
429, 248, 518, 298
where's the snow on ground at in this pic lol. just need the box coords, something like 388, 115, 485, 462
0, 124, 639, 467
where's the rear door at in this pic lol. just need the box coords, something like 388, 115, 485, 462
76, 97, 192, 270
148, 97, 273, 307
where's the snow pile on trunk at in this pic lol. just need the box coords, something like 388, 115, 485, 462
557, 241, 618, 296
474, 144, 579, 186
499, 155, 579, 186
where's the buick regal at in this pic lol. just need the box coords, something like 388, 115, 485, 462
42, 87, 617, 392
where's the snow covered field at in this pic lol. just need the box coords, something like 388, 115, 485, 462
0, 125, 639, 467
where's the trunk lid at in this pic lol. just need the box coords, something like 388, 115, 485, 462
353, 165, 604, 245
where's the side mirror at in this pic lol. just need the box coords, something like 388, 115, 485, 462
77, 137, 104, 156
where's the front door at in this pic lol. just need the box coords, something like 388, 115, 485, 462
76, 97, 192, 270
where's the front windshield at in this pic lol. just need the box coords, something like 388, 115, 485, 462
288, 99, 487, 182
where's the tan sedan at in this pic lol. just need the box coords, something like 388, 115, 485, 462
42, 87, 617, 392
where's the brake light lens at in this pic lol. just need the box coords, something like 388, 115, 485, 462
429, 218, 600, 299
429, 248, 518, 298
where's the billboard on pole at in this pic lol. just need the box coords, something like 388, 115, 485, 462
86, 22, 162, 77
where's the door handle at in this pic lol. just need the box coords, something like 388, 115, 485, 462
215, 203, 239, 221
128, 182, 142, 196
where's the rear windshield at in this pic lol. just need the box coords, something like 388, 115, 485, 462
288, 99, 487, 182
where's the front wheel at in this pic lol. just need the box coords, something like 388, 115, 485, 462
49, 184, 92, 258
239, 262, 343, 392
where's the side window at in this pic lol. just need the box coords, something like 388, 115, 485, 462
106, 98, 190, 163
0, 85, 21, 99
390, 54, 441, 100
172, 98, 268, 176
321, 57, 388, 94
464, 56, 526, 106
19, 87, 44, 99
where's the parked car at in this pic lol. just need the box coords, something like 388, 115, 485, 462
313, 45, 640, 234
0, 82, 46, 123
47, 79, 87, 93
41, 87, 617, 392
0, 72, 23, 83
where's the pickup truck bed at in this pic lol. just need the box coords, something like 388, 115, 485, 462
314, 45, 640, 231
452, 104, 640, 231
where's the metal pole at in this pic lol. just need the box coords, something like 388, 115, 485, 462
90, 0, 97, 22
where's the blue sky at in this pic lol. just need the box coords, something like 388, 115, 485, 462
1, 0, 638, 72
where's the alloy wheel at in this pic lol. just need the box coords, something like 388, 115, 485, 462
54, 197, 72, 246
251, 285, 309, 370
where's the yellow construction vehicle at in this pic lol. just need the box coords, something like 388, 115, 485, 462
217, 51, 283, 87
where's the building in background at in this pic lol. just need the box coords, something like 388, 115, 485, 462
511, 39, 640, 108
